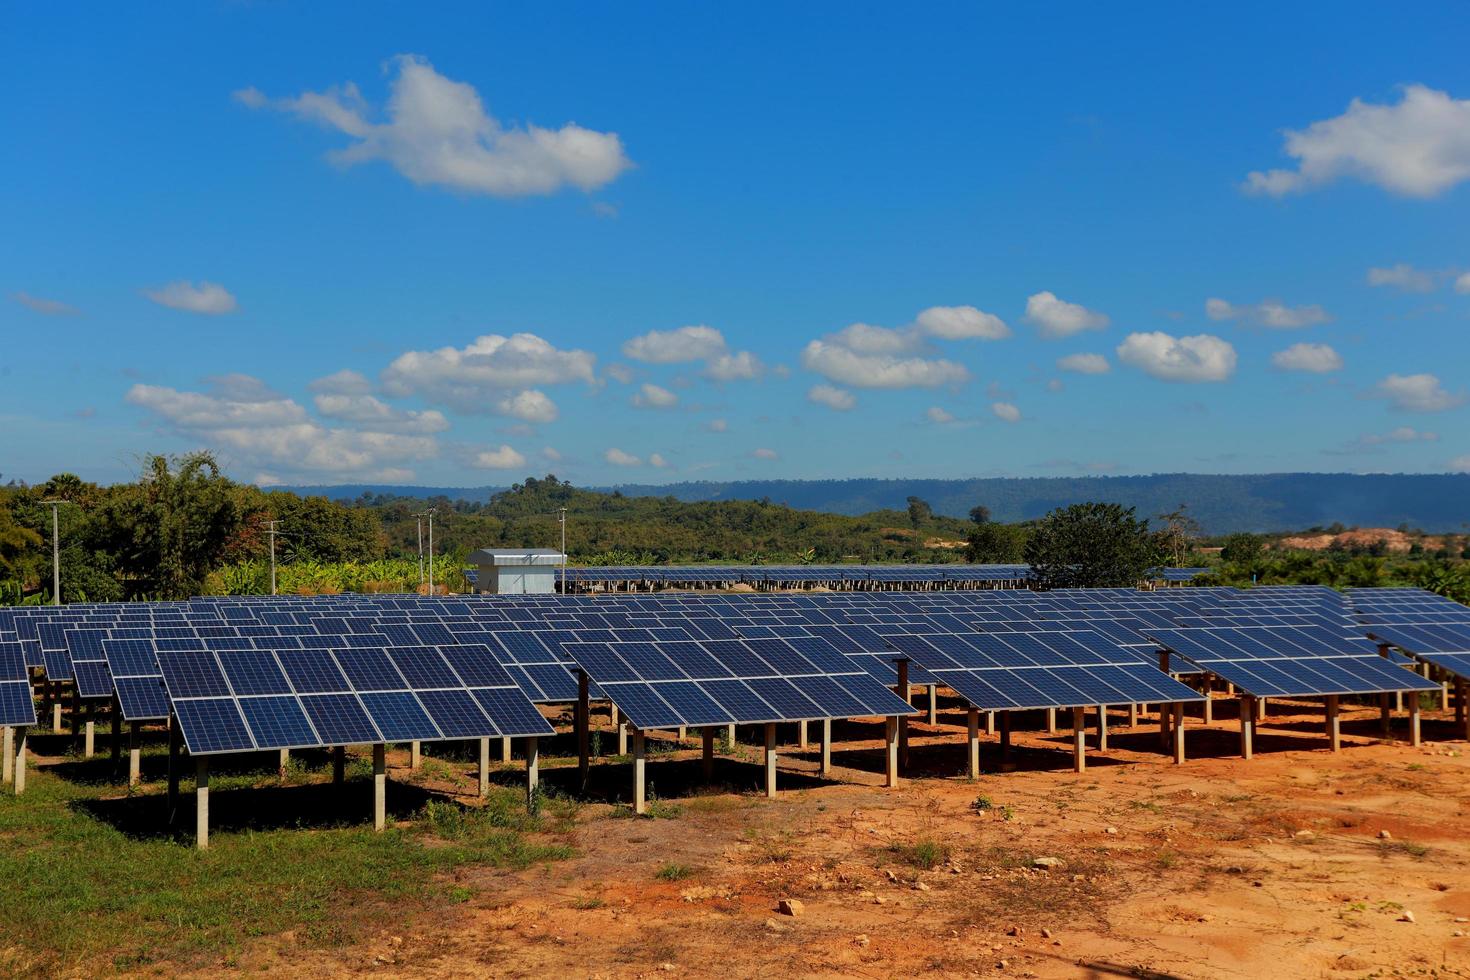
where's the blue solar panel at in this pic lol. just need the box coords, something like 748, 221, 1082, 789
358, 691, 440, 741
301, 693, 381, 744
174, 698, 255, 754
237, 696, 319, 749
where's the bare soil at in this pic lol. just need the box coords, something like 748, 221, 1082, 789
165, 695, 1470, 979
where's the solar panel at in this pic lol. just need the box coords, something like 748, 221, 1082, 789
103, 638, 171, 720
0, 641, 37, 727
1148, 626, 1441, 698
1368, 623, 1470, 679
564, 635, 916, 731
159, 642, 553, 755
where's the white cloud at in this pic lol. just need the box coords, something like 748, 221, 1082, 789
542, 446, 562, 461
1271, 342, 1344, 373
1056, 353, 1110, 375
126, 379, 437, 480
1358, 427, 1438, 446
752, 447, 779, 460
309, 369, 374, 394
240, 54, 632, 197
143, 281, 238, 315
926, 406, 955, 424
488, 389, 555, 424
991, 401, 1022, 423
826, 322, 920, 355
622, 325, 728, 363
1457, 272, 1470, 294
1243, 85, 1470, 198
313, 393, 450, 433
649, 452, 669, 469
914, 305, 1011, 341
12, 292, 78, 316
704, 350, 765, 381
1367, 263, 1438, 293
704, 418, 728, 433
1116, 332, 1237, 383
631, 383, 678, 409
1024, 291, 1109, 339
1373, 373, 1465, 412
381, 332, 594, 415
1450, 455, 1470, 474
604, 448, 641, 466
801, 337, 968, 389
807, 384, 856, 411
1205, 297, 1331, 329
604, 363, 635, 384
472, 445, 527, 469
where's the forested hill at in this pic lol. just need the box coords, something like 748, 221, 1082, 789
278, 473, 1470, 535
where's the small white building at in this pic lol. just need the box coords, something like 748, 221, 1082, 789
467, 548, 566, 594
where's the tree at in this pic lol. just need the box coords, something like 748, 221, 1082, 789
906, 496, 933, 529
968, 504, 992, 525
965, 521, 1027, 563
1219, 532, 1264, 565
1154, 503, 1201, 566
1025, 502, 1162, 589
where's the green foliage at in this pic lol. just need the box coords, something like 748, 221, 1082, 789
966, 521, 1029, 562
891, 839, 951, 869
1025, 502, 1163, 589
1219, 532, 1265, 565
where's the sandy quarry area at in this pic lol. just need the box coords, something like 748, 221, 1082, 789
196, 696, 1470, 980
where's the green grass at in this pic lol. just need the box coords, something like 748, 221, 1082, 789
0, 754, 575, 977
890, 839, 951, 870
653, 862, 697, 881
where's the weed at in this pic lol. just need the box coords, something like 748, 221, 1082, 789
654, 862, 697, 881
572, 896, 605, 910
970, 795, 993, 812
891, 839, 951, 870
999, 806, 1015, 822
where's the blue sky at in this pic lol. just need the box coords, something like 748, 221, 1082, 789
4, 2, 1469, 488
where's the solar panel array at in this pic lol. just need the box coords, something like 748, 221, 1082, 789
4, 582, 1466, 747
539, 564, 1210, 588
0, 641, 38, 726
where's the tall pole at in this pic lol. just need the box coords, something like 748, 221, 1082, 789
416, 515, 424, 586
50, 502, 60, 605
427, 508, 435, 594
265, 519, 279, 595
559, 507, 567, 593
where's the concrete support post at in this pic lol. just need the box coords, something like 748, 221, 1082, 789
1158, 700, 1171, 748
820, 718, 832, 775
1325, 695, 1341, 753
128, 722, 141, 786
1171, 703, 1186, 764
763, 722, 777, 798
1407, 692, 1421, 747
999, 711, 1012, 761
1201, 692, 1213, 724
409, 741, 421, 769
618, 719, 629, 756
501, 735, 512, 763
985, 711, 995, 736
797, 719, 808, 749
1071, 707, 1086, 773
967, 707, 980, 780
1095, 706, 1108, 752
676, 726, 686, 742
12, 729, 24, 794
896, 660, 910, 768
1045, 707, 1057, 734
1240, 697, 1255, 760
927, 685, 938, 725
1379, 693, 1392, 736
883, 716, 900, 788
478, 737, 490, 797
195, 757, 210, 851
525, 737, 540, 808
1128, 703, 1138, 727
70, 686, 80, 737
372, 744, 387, 831
333, 745, 345, 786
632, 729, 646, 815
610, 703, 619, 728
726, 723, 736, 746
1, 726, 11, 784
1257, 698, 1268, 722
577, 671, 591, 789
111, 697, 121, 771
84, 712, 95, 759
167, 719, 181, 819
278, 748, 289, 778
702, 727, 715, 782
51, 697, 62, 732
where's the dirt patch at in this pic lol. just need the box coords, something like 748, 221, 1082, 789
150, 699, 1470, 977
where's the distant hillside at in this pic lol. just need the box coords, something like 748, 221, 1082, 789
276, 473, 1470, 535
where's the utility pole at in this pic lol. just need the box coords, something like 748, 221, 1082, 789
559, 507, 567, 594
42, 500, 63, 605
260, 519, 281, 595
416, 515, 424, 586
426, 508, 437, 594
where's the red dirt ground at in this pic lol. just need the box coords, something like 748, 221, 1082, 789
197, 696, 1470, 979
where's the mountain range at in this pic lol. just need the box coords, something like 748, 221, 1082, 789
274, 473, 1470, 535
